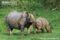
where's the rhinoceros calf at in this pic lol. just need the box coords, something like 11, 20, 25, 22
34, 17, 52, 33
5, 11, 35, 35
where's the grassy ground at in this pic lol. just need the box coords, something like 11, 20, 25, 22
0, 8, 60, 40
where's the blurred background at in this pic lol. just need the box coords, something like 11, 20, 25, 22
0, 0, 60, 40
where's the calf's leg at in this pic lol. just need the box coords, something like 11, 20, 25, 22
45, 25, 52, 33
20, 25, 24, 35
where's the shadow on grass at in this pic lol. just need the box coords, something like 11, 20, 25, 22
2, 31, 52, 36
24, 31, 51, 36
2, 32, 20, 36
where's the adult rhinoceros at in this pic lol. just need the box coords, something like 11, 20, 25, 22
5, 11, 35, 35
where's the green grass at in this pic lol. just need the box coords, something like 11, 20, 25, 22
0, 8, 60, 40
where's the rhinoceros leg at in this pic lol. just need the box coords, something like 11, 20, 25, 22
40, 28, 44, 33
7, 24, 13, 35
20, 25, 24, 35
45, 25, 52, 33
27, 25, 32, 34
7, 27, 13, 35
33, 23, 38, 33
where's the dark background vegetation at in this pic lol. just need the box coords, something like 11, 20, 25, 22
0, 0, 60, 11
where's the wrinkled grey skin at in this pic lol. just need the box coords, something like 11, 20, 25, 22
5, 11, 34, 35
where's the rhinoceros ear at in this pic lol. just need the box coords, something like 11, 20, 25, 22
25, 12, 30, 18
26, 12, 29, 16
29, 14, 35, 22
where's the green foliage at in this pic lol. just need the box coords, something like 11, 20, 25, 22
0, 0, 60, 40
43, 0, 60, 10
16, 0, 42, 12
0, 0, 60, 10
0, 8, 60, 40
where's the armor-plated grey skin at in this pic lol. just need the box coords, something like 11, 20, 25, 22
34, 17, 52, 33
6, 11, 35, 35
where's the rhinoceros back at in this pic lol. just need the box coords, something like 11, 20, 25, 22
7, 11, 22, 21
6, 11, 23, 27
